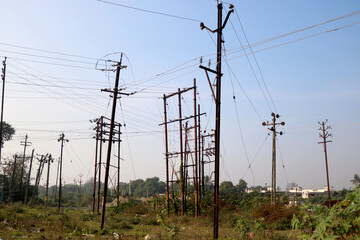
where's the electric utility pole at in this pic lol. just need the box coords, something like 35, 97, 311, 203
199, 3, 233, 239
45, 155, 54, 208
78, 173, 83, 199
19, 134, 31, 200
92, 119, 99, 213
100, 53, 129, 230
113, 154, 124, 202
53, 158, 60, 202
178, 89, 185, 215
97, 117, 103, 213
0, 58, 6, 203
117, 124, 121, 202
31, 154, 46, 204
8, 154, 17, 203
318, 120, 332, 207
58, 133, 69, 210
262, 113, 285, 205
0, 57, 6, 166
24, 149, 35, 204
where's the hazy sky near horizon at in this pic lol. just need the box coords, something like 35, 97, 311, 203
0, 0, 359, 191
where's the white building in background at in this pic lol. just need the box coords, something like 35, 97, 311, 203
289, 186, 335, 198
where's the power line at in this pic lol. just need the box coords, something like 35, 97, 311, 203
0, 48, 103, 66
227, 11, 274, 113
6, 79, 101, 90
211, 9, 360, 61
227, 64, 255, 186
9, 71, 102, 115
0, 8, 357, 91
241, 134, 270, 180
9, 60, 109, 113
9, 71, 99, 115
223, 54, 264, 122
0, 42, 99, 60
96, 0, 202, 23
7, 72, 113, 86
1, 56, 96, 70
224, 21, 360, 63
118, 99, 137, 180
276, 137, 289, 187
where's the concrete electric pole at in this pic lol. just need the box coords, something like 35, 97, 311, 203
262, 113, 285, 205
318, 120, 332, 207
58, 133, 69, 210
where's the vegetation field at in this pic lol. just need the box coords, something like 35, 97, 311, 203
1, 185, 359, 239
0, 194, 299, 240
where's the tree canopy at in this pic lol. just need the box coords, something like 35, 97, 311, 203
1, 122, 15, 148
351, 173, 360, 186
236, 179, 248, 192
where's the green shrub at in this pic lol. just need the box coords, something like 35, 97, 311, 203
80, 213, 95, 221
111, 200, 141, 214
292, 185, 360, 239
142, 217, 159, 226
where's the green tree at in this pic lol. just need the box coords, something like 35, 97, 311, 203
351, 173, 360, 186
236, 179, 247, 192
133, 177, 166, 198
219, 181, 235, 195
249, 185, 267, 191
2, 154, 29, 202
1, 122, 15, 148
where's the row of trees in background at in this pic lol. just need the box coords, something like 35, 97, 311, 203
1, 122, 360, 207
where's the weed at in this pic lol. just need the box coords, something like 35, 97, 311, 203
142, 217, 159, 226
118, 221, 133, 230
80, 213, 95, 221
7, 202, 25, 215
100, 227, 109, 235
111, 199, 141, 214
69, 227, 81, 236
291, 185, 360, 239
11, 230, 25, 236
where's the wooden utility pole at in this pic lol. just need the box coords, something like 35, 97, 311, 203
24, 149, 34, 204
178, 89, 185, 215
78, 174, 83, 199
197, 104, 201, 200
163, 94, 170, 216
31, 154, 46, 204
0, 57, 6, 167
199, 3, 233, 239
161, 86, 203, 216
97, 117, 103, 213
318, 120, 332, 207
8, 154, 17, 203
0, 57, 7, 204
201, 135, 206, 197
262, 113, 285, 205
58, 133, 69, 210
53, 158, 60, 202
100, 53, 129, 230
19, 135, 31, 200
117, 124, 121, 201
193, 78, 199, 217
45, 155, 53, 208
92, 119, 99, 212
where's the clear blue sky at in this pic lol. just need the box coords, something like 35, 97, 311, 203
0, 0, 359, 190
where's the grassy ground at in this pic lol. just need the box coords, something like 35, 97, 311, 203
0, 201, 299, 240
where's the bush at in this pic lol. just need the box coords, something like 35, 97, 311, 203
111, 200, 141, 214
253, 203, 298, 229
292, 185, 360, 239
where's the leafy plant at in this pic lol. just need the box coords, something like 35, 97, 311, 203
157, 209, 179, 239
291, 185, 360, 239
